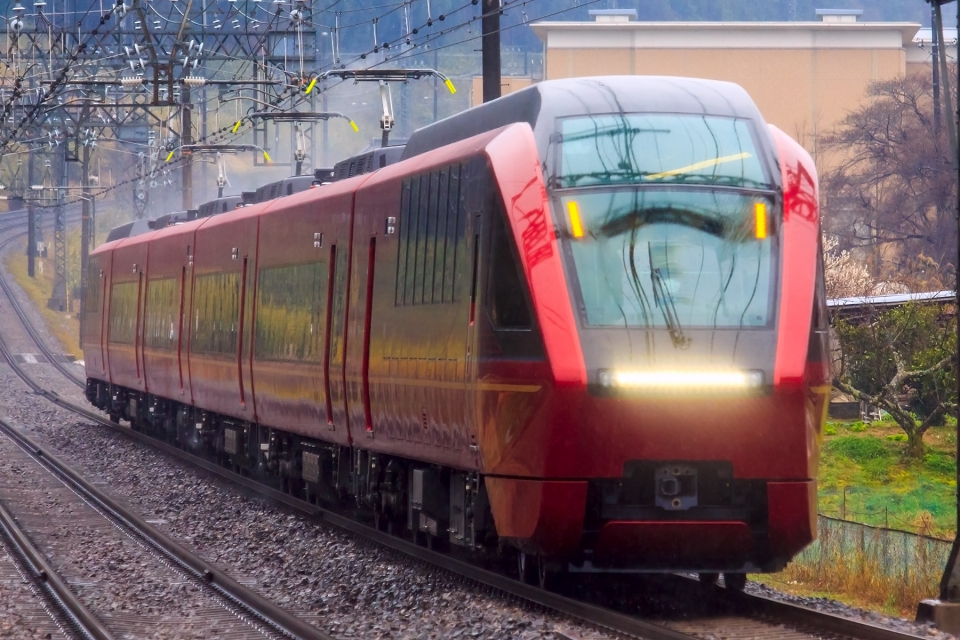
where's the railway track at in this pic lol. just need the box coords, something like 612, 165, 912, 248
0, 473, 108, 640
0, 215, 333, 640
0, 216, 931, 640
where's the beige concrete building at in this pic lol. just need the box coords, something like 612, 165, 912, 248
529, 10, 923, 157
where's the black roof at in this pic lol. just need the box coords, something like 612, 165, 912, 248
402, 76, 775, 170
198, 196, 242, 218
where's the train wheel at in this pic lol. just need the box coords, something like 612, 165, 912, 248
518, 552, 537, 585
724, 573, 747, 591
537, 557, 564, 592
698, 572, 719, 586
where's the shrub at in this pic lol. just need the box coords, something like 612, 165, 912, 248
848, 421, 868, 433
923, 453, 956, 476
825, 425, 838, 436
826, 436, 893, 462
886, 433, 908, 442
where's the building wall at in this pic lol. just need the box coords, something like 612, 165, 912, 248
533, 22, 920, 159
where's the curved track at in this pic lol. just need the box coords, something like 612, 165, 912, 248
0, 215, 930, 640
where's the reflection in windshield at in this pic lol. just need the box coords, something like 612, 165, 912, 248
557, 114, 767, 189
563, 190, 774, 337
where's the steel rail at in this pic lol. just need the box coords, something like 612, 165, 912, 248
0, 487, 115, 640
0, 217, 931, 640
0, 413, 334, 640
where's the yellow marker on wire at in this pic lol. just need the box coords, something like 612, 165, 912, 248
444, 78, 456, 95
232, 120, 242, 133
165, 150, 174, 162
567, 200, 584, 238
305, 77, 317, 94
262, 150, 272, 163
349, 120, 359, 133
755, 202, 767, 239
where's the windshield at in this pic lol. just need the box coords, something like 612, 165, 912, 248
560, 189, 775, 337
556, 114, 768, 189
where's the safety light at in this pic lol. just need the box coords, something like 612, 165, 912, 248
755, 202, 767, 239
567, 200, 584, 238
598, 369, 763, 394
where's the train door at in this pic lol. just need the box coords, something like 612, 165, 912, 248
327, 240, 351, 438
322, 244, 337, 428
461, 158, 486, 457
98, 264, 108, 376
360, 237, 376, 434
176, 266, 186, 393
237, 256, 249, 408
134, 270, 144, 384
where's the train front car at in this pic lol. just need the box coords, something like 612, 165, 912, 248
445, 77, 830, 582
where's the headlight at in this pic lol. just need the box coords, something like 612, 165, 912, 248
598, 369, 763, 394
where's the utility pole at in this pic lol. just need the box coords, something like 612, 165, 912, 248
920, 1, 960, 634
80, 142, 91, 336
48, 142, 67, 312
182, 86, 193, 210
482, 0, 501, 103
932, 4, 941, 137
26, 150, 36, 278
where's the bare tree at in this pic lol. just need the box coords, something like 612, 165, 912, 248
821, 71, 958, 287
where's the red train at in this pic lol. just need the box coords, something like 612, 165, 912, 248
82, 76, 830, 589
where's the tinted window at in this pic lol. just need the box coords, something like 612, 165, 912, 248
487, 208, 532, 330
255, 262, 327, 362
192, 272, 240, 354
108, 281, 139, 344
395, 162, 467, 306
145, 277, 179, 349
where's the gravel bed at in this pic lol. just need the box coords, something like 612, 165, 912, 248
745, 582, 953, 639
0, 409, 281, 639
0, 543, 67, 639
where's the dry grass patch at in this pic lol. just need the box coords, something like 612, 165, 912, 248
3, 238, 82, 359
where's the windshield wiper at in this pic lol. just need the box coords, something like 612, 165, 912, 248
650, 266, 689, 350
602, 206, 725, 239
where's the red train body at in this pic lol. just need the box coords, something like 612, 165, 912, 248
83, 76, 829, 583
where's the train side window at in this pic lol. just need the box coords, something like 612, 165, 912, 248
108, 281, 139, 344
254, 262, 327, 362
432, 168, 449, 303
487, 202, 532, 330
414, 173, 432, 305
423, 171, 439, 303
394, 163, 468, 307
443, 164, 462, 303
192, 272, 240, 354
144, 277, 179, 349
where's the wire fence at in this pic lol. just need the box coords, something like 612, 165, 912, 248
780, 515, 950, 611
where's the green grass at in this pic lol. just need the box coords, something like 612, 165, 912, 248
817, 417, 956, 538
